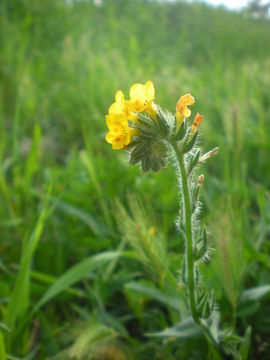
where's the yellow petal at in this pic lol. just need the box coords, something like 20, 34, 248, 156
183, 108, 191, 118
127, 111, 138, 122
115, 90, 125, 105
127, 99, 145, 113
176, 93, 195, 121
145, 101, 156, 119
129, 83, 145, 102
106, 113, 127, 128
109, 90, 125, 115
178, 93, 195, 106
144, 81, 155, 102
176, 112, 184, 125
111, 132, 131, 150
112, 140, 125, 150
105, 132, 114, 144
109, 102, 121, 115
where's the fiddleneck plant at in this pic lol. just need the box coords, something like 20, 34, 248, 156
105, 81, 238, 357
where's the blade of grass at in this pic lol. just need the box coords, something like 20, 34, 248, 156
125, 281, 184, 312
4, 185, 52, 331
0, 331, 6, 360
80, 150, 113, 230
30, 189, 111, 238
31, 251, 123, 314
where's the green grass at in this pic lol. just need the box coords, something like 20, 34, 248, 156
0, 0, 270, 358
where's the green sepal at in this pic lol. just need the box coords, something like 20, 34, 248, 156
188, 149, 201, 175
134, 125, 159, 140
184, 131, 198, 153
141, 156, 151, 172
156, 108, 170, 136
197, 290, 214, 319
172, 114, 177, 134
129, 143, 150, 165
137, 113, 158, 129
129, 139, 168, 172
175, 120, 187, 141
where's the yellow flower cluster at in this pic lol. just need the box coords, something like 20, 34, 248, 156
105, 81, 156, 150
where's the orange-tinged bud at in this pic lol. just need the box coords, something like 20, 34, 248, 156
191, 113, 203, 135
193, 113, 203, 127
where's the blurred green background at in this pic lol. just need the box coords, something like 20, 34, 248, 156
0, 0, 270, 359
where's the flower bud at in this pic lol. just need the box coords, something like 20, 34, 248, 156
198, 174, 204, 186
199, 147, 219, 163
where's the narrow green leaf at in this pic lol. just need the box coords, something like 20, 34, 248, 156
147, 317, 201, 338
49, 196, 110, 237
238, 285, 270, 303
23, 124, 41, 188
125, 281, 183, 311
32, 251, 122, 314
4, 188, 51, 329
0, 331, 6, 360
236, 301, 260, 317
80, 150, 113, 230
239, 326, 251, 360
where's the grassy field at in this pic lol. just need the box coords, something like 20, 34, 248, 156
0, 0, 270, 359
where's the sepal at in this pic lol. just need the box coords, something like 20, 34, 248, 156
174, 119, 187, 141
183, 131, 198, 153
188, 149, 201, 175
129, 138, 168, 172
155, 107, 171, 137
197, 289, 215, 319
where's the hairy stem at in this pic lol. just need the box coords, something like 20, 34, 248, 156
171, 141, 198, 321
170, 141, 226, 357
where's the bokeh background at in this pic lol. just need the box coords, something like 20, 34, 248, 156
0, 0, 270, 359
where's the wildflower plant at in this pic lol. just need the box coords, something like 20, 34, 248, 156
105, 81, 241, 357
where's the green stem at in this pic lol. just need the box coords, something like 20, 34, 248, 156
171, 141, 198, 321
171, 141, 225, 356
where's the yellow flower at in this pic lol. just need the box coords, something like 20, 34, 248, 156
127, 80, 156, 117
105, 113, 131, 150
109, 90, 137, 122
176, 93, 195, 124
191, 112, 203, 135
149, 226, 155, 236
108, 90, 125, 115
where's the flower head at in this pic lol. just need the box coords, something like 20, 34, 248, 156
176, 93, 195, 124
105, 82, 157, 149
